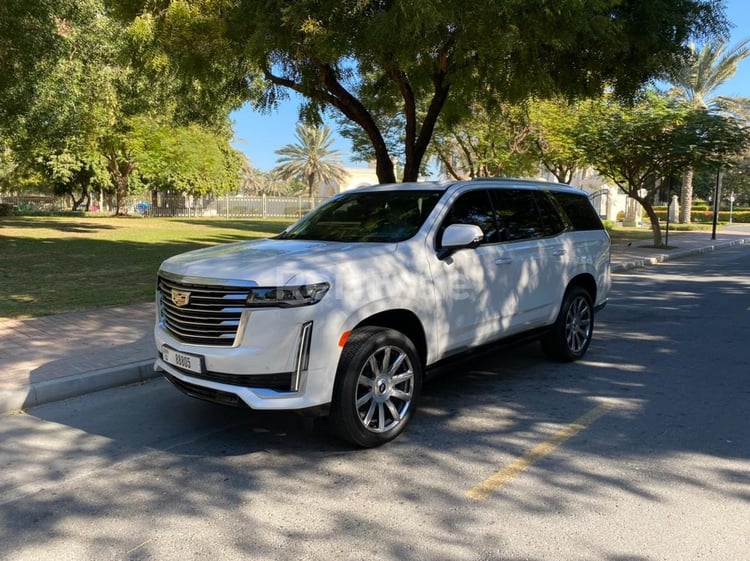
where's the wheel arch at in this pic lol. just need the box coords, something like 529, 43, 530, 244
353, 309, 428, 368
567, 272, 597, 302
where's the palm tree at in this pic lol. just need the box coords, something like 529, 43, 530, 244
274, 124, 348, 197
668, 39, 750, 223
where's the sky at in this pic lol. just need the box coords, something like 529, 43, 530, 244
230, 0, 750, 173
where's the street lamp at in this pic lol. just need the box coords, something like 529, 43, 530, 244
729, 192, 735, 224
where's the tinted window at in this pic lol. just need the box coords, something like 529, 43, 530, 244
534, 191, 566, 236
281, 190, 442, 242
490, 189, 545, 241
552, 191, 604, 231
440, 190, 498, 245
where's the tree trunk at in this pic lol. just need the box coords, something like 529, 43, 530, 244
374, 149, 397, 184
307, 174, 315, 198
641, 200, 664, 248
401, 72, 450, 182
114, 175, 128, 215
679, 167, 694, 224
105, 151, 134, 216
70, 185, 89, 211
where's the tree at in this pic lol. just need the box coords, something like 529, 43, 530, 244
239, 158, 302, 196
720, 155, 750, 207
578, 93, 750, 248
429, 102, 538, 180
528, 98, 595, 184
0, 1, 83, 129
667, 38, 750, 223
128, 117, 242, 196
274, 125, 347, 197
114, 0, 727, 183
41, 150, 108, 210
4, 1, 135, 212
0, 140, 18, 192
2, 2, 244, 213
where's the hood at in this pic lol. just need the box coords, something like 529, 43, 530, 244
159, 238, 399, 286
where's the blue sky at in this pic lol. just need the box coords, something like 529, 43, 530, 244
231, 0, 750, 172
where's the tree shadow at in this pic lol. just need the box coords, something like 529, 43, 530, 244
1, 245, 748, 560
0, 217, 118, 232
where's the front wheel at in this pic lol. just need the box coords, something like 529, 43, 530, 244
330, 327, 422, 448
541, 286, 594, 362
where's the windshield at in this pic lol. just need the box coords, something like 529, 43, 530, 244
279, 190, 443, 243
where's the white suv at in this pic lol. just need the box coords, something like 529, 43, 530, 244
154, 179, 610, 447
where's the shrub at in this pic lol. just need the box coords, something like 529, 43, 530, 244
652, 208, 750, 223
0, 203, 18, 216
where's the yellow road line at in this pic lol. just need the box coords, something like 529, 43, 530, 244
468, 403, 612, 501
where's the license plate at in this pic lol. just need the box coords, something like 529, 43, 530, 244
162, 346, 204, 375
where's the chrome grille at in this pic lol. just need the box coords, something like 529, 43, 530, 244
157, 274, 251, 346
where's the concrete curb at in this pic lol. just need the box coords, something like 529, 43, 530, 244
611, 238, 750, 273
1, 359, 157, 415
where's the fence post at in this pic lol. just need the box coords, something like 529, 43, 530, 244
262, 193, 267, 218
225, 192, 229, 219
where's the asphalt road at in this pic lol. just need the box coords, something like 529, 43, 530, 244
1, 246, 749, 561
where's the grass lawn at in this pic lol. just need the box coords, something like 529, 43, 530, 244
0, 215, 716, 320
607, 223, 712, 246
0, 216, 290, 319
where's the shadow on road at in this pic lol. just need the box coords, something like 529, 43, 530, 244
2, 250, 749, 561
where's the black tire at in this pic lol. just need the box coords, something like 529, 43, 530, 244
541, 286, 594, 362
330, 326, 422, 448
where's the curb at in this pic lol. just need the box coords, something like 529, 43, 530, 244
1, 359, 157, 416
611, 238, 750, 273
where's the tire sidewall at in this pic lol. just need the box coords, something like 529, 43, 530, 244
543, 286, 594, 362
332, 327, 422, 448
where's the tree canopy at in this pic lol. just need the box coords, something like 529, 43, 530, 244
0, 0, 245, 213
577, 93, 750, 247
111, 0, 728, 183
430, 102, 538, 180
528, 98, 593, 184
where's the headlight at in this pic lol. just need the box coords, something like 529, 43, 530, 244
245, 282, 330, 308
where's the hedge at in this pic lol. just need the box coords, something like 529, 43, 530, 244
651, 209, 750, 223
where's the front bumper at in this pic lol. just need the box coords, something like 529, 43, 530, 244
154, 305, 347, 411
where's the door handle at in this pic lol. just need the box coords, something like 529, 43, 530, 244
495, 257, 512, 265
551, 249, 566, 257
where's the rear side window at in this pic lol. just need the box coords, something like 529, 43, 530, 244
533, 192, 566, 237
490, 189, 547, 241
551, 191, 604, 231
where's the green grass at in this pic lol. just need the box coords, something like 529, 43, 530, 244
0, 215, 722, 320
0, 216, 290, 319
607, 222, 714, 245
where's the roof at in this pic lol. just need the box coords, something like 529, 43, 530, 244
350, 177, 583, 194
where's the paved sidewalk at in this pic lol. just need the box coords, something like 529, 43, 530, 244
2, 225, 749, 415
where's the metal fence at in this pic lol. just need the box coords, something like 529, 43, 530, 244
0, 192, 329, 218
0, 194, 61, 212
132, 194, 329, 219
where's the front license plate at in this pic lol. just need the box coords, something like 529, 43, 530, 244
162, 346, 205, 375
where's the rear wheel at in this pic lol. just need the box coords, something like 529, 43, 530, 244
331, 327, 422, 447
541, 286, 594, 362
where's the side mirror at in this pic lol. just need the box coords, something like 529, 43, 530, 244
438, 224, 484, 260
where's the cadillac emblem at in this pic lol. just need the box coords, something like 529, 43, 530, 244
171, 289, 191, 307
